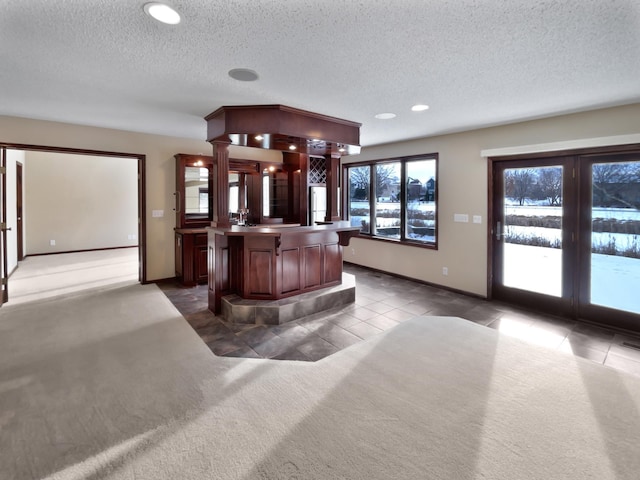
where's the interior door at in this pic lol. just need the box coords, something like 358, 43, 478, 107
17, 162, 23, 261
491, 157, 576, 317
0, 147, 7, 305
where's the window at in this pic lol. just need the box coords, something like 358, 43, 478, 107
347, 165, 371, 233
344, 154, 438, 248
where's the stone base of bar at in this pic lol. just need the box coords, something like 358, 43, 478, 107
221, 273, 355, 325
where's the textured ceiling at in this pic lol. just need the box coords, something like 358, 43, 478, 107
1, 0, 639, 147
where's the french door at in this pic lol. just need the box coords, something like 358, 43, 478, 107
491, 150, 640, 332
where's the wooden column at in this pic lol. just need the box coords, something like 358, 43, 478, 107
211, 139, 231, 228
298, 154, 309, 225
325, 153, 341, 221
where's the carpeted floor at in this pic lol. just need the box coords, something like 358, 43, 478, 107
6, 248, 139, 305
1, 278, 640, 479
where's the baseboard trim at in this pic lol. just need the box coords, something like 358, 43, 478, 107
343, 261, 486, 300
150, 277, 179, 285
25, 245, 138, 258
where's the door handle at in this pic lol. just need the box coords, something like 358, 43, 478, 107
495, 221, 501, 240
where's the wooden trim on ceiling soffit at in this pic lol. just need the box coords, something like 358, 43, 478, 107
205, 104, 361, 155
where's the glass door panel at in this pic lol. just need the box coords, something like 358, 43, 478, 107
502, 166, 564, 297
589, 160, 640, 314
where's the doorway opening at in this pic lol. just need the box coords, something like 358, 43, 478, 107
0, 143, 146, 306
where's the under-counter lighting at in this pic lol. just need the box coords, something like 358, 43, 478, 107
288, 145, 297, 150
194, 160, 203, 166
374, 112, 396, 120
411, 104, 430, 112
143, 2, 181, 25
255, 135, 264, 141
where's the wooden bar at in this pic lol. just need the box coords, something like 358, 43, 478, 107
175, 228, 208, 286
208, 222, 359, 313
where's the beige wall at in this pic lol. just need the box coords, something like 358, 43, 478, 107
0, 116, 280, 281
24, 151, 138, 254
2, 104, 639, 288
342, 103, 640, 297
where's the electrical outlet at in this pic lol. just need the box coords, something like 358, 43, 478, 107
442, 267, 448, 276
351, 248, 356, 256
49, 240, 56, 246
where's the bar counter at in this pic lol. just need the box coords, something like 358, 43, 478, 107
207, 222, 360, 313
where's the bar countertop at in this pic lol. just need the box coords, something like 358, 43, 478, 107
209, 221, 361, 239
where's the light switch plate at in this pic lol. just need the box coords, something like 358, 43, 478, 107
454, 213, 469, 223
473, 215, 482, 224
152, 210, 164, 218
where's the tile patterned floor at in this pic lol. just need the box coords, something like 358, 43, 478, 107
157, 264, 640, 377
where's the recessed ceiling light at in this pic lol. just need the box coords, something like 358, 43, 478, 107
143, 3, 181, 25
228, 68, 259, 82
288, 144, 297, 150
411, 104, 430, 112
374, 113, 396, 120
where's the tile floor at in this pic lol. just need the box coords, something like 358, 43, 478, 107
157, 263, 640, 377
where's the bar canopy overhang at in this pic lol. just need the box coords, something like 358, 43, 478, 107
205, 104, 361, 156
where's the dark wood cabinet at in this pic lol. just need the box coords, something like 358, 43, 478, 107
174, 154, 214, 229
175, 230, 208, 286
174, 153, 214, 286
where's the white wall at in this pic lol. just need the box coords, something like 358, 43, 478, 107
343, 103, 640, 297
24, 152, 138, 254
0, 116, 280, 281
5, 150, 24, 275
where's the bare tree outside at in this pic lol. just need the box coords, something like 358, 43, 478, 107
536, 167, 563, 206
375, 163, 399, 200
349, 166, 370, 200
593, 161, 640, 209
505, 169, 534, 206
